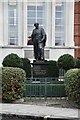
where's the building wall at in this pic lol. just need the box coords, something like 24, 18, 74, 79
0, 1, 75, 66
0, 1, 3, 46
74, 2, 80, 58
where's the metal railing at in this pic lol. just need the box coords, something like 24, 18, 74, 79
24, 77, 67, 100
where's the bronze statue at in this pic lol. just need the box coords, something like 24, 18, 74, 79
31, 23, 46, 60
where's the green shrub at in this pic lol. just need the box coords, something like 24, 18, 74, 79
1, 67, 26, 103
74, 58, 80, 68
64, 68, 80, 106
47, 60, 59, 77
57, 54, 75, 71
2, 53, 23, 68
21, 58, 31, 77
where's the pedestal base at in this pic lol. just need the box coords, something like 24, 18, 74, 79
32, 60, 48, 78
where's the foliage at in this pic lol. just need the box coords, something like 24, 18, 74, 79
21, 58, 31, 77
1, 67, 26, 103
47, 60, 59, 77
74, 58, 80, 68
2, 53, 23, 68
64, 68, 80, 106
57, 54, 75, 71
0, 68, 2, 98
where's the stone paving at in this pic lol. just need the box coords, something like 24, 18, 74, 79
0, 103, 79, 119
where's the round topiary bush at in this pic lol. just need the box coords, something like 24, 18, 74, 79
21, 58, 31, 77
74, 58, 80, 68
1, 67, 26, 103
2, 53, 23, 68
64, 68, 80, 106
47, 60, 59, 78
57, 54, 75, 71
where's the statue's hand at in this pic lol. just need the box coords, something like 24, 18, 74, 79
28, 35, 32, 38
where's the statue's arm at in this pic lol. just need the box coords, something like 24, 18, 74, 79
39, 28, 46, 43
42, 28, 45, 40
31, 30, 35, 41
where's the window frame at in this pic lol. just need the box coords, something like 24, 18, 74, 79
8, 0, 18, 45
55, 2, 65, 46
26, 0, 46, 45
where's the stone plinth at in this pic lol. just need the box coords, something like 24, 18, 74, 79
32, 60, 48, 78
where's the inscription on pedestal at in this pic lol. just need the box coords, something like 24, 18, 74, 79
32, 60, 48, 77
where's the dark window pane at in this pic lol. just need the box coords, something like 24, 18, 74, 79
8, 18, 14, 24
55, 26, 64, 31
8, 5, 17, 10
8, 11, 14, 17
37, 19, 43, 24
8, 25, 18, 31
37, 11, 43, 17
27, 6, 36, 10
55, 12, 64, 18
37, 6, 43, 10
27, 19, 36, 24
55, 19, 64, 25
27, 11, 36, 17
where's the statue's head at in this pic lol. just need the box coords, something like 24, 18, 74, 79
34, 23, 39, 29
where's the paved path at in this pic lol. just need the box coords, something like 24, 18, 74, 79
0, 103, 79, 119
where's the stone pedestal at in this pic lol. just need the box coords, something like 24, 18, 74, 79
32, 60, 48, 78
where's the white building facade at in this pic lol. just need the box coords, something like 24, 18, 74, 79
0, 0, 74, 66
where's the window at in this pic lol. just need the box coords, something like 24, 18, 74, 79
27, 0, 46, 45
8, 0, 18, 45
55, 2, 65, 46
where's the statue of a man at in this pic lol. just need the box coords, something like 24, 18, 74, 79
31, 23, 46, 60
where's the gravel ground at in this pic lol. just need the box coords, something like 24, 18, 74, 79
14, 97, 79, 109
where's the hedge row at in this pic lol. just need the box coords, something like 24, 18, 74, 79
0, 67, 26, 103
2, 53, 31, 77
2, 53, 80, 78
47, 60, 59, 77
2, 53, 59, 77
64, 68, 80, 106
58, 54, 75, 71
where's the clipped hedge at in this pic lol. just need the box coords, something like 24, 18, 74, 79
57, 54, 75, 71
74, 58, 80, 68
21, 58, 31, 77
47, 60, 59, 77
1, 67, 26, 103
2, 53, 23, 68
64, 68, 80, 106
